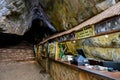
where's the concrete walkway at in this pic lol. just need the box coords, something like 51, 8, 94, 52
0, 61, 53, 80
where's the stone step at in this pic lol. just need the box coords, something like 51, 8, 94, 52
0, 42, 35, 62
0, 50, 35, 62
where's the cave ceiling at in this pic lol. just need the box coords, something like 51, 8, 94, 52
0, 0, 119, 35
38, 0, 119, 31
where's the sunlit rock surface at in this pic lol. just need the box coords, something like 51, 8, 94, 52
0, 0, 39, 35
0, 0, 29, 35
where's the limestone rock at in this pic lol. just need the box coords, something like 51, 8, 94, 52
0, 0, 30, 35
0, 0, 119, 35
111, 37, 120, 47
38, 0, 118, 31
79, 32, 120, 62
96, 0, 116, 12
84, 46, 112, 60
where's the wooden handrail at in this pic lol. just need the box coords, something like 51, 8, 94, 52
40, 2, 120, 44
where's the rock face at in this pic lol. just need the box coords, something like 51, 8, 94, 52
76, 32, 120, 62
0, 0, 119, 35
39, 0, 119, 31
0, 0, 30, 35
0, 0, 56, 36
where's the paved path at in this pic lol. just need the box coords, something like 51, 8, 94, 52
0, 61, 53, 80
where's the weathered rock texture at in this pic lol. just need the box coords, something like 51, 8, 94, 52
0, 0, 119, 35
0, 0, 29, 35
76, 32, 120, 62
0, 0, 40, 35
39, 0, 119, 31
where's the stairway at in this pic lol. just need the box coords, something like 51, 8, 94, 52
0, 41, 35, 62
0, 41, 53, 80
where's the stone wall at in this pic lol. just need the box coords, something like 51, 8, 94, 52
50, 61, 80, 80
49, 61, 109, 80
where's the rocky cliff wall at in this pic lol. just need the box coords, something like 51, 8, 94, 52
0, 0, 119, 35
39, 0, 119, 31
0, 0, 40, 35
0, 0, 28, 35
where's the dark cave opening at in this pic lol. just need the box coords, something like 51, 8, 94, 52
24, 18, 55, 44
0, 18, 56, 48
0, 6, 56, 47
0, 33, 23, 48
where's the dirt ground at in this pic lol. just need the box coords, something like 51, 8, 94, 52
0, 61, 53, 80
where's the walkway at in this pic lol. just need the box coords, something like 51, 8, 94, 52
0, 41, 53, 80
0, 61, 52, 80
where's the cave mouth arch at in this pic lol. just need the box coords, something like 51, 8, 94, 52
0, 6, 57, 47
24, 17, 55, 44
23, 6, 57, 44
